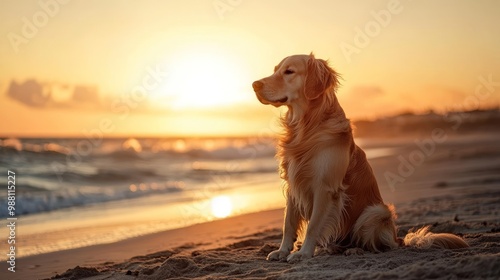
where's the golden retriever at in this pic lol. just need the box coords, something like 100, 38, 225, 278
252, 53, 468, 263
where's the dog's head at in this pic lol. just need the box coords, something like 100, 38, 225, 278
252, 53, 339, 107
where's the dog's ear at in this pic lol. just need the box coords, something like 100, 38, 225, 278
304, 53, 339, 100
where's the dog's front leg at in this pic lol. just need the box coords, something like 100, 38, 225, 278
267, 199, 301, 261
286, 190, 333, 263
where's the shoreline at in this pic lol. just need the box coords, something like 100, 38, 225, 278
7, 185, 499, 280
0, 175, 286, 262
4, 209, 285, 280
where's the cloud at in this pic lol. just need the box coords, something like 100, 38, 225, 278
71, 85, 100, 106
6, 79, 102, 110
7, 79, 52, 107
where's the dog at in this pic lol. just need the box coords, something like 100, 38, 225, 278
252, 53, 468, 263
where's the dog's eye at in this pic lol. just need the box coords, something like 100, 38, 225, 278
284, 69, 294, 75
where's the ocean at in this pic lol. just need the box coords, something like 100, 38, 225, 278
0, 137, 281, 217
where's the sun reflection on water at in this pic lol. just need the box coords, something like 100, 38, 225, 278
210, 195, 233, 218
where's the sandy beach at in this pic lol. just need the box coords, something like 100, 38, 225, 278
3, 133, 500, 280
15, 190, 500, 280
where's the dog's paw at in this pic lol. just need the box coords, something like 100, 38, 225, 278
325, 244, 345, 255
344, 248, 364, 256
286, 250, 313, 263
267, 250, 290, 261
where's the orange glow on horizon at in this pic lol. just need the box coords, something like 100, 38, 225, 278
1, 1, 499, 137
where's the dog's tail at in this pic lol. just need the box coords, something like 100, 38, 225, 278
353, 204, 468, 251
403, 226, 469, 249
352, 204, 400, 252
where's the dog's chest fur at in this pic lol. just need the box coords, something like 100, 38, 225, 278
286, 157, 314, 219
279, 118, 352, 221
280, 135, 333, 220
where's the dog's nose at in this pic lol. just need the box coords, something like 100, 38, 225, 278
252, 81, 263, 92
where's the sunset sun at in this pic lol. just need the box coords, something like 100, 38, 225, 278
154, 49, 249, 110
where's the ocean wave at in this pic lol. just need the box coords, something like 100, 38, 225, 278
183, 145, 276, 160
0, 137, 277, 161
189, 165, 277, 176
0, 181, 184, 218
105, 149, 144, 160
45, 168, 159, 184
0, 138, 70, 156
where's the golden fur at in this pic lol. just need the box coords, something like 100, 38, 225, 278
252, 53, 468, 263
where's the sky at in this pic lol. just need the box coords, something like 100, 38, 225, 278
1, 0, 499, 137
